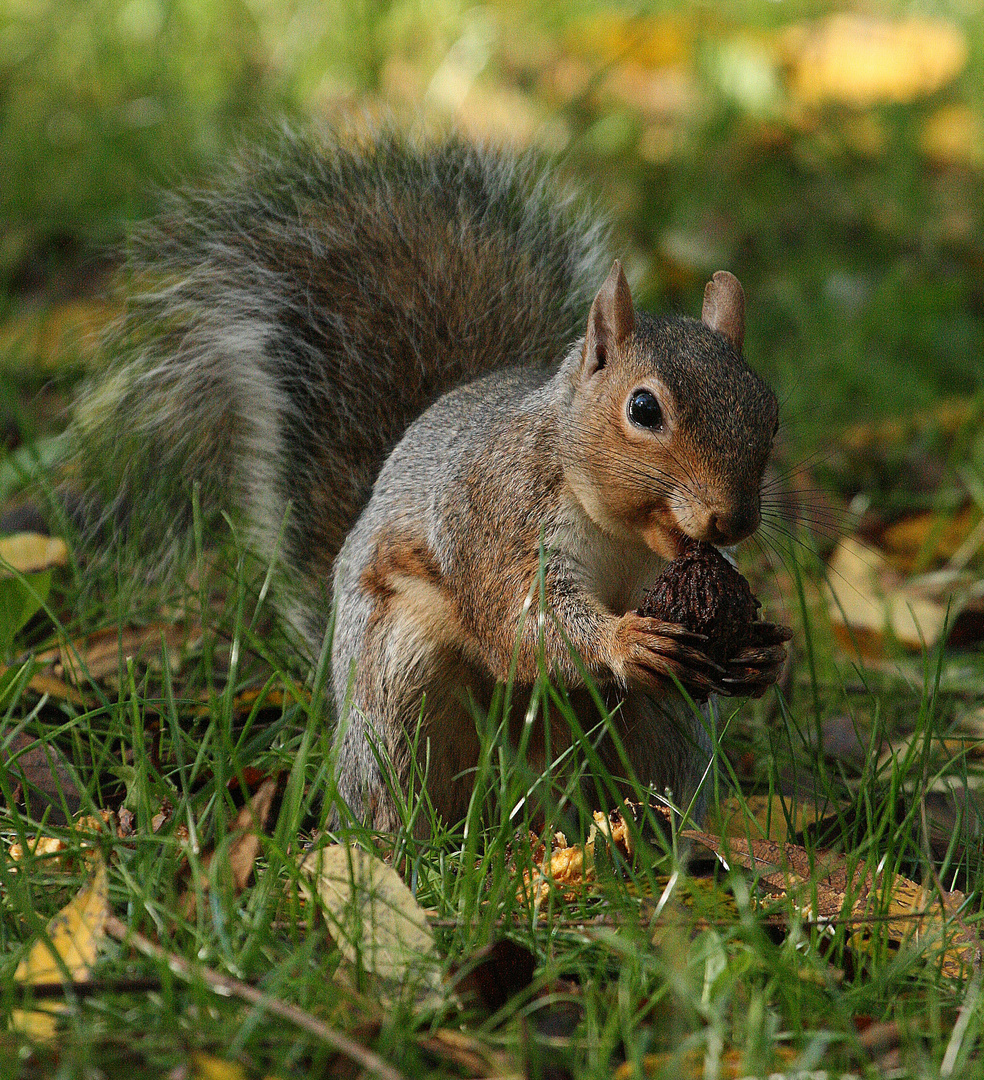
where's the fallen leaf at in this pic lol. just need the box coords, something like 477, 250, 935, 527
419, 1029, 513, 1077
1, 729, 83, 824
42, 622, 200, 686
685, 830, 981, 980
613, 1044, 799, 1080
300, 844, 441, 998
179, 775, 279, 920
0, 663, 91, 707
824, 536, 984, 654
11, 855, 110, 1039
706, 793, 827, 845
880, 505, 983, 575
0, 533, 68, 575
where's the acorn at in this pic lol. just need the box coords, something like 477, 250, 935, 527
638, 542, 760, 665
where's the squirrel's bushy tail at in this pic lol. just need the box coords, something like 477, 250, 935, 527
76, 125, 610, 635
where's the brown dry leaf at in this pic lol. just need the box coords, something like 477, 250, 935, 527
179, 775, 278, 921
45, 622, 200, 686
191, 683, 306, 720
824, 536, 984, 655
11, 855, 110, 1040
0, 534, 68, 576
867, 878, 980, 981
784, 14, 968, 108
300, 844, 440, 999
686, 831, 981, 979
613, 1044, 799, 1080
880, 505, 984, 575
1, 729, 83, 824
420, 1029, 514, 1078
0, 664, 92, 708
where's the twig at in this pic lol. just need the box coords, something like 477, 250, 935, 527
9, 977, 164, 1000
104, 915, 405, 1080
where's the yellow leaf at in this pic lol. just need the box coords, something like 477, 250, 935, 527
564, 13, 690, 69
11, 856, 109, 1039
706, 793, 826, 845
0, 534, 68, 577
823, 536, 980, 654
191, 1052, 249, 1080
300, 844, 440, 996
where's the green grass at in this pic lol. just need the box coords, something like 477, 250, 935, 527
2, 0, 984, 1075
0, 516, 981, 1077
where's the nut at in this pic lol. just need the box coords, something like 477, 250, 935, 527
638, 542, 760, 664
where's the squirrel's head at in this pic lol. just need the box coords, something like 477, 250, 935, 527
563, 262, 778, 560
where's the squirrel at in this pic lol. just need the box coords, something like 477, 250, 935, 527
76, 126, 790, 834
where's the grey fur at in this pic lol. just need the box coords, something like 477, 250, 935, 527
77, 126, 611, 639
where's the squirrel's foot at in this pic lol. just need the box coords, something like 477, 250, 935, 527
614, 612, 726, 698
718, 622, 792, 698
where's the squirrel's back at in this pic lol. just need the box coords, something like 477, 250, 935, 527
78, 127, 611, 636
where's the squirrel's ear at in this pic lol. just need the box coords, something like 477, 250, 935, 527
701, 270, 745, 352
583, 260, 634, 375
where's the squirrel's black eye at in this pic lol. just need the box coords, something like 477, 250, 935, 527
627, 389, 663, 431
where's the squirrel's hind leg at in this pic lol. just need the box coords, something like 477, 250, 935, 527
331, 530, 489, 836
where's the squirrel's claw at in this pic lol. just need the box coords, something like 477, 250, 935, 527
717, 622, 792, 697
615, 613, 727, 698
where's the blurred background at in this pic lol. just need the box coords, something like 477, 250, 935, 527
1, 0, 982, 459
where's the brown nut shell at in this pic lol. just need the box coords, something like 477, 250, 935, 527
638, 542, 761, 664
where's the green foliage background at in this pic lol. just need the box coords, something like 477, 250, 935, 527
2, 0, 984, 445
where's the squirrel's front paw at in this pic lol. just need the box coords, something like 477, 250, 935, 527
719, 622, 792, 698
614, 612, 726, 698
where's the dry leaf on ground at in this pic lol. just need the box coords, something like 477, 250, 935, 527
32, 622, 201, 686
11, 855, 110, 1040
1, 729, 83, 824
686, 830, 981, 980
824, 536, 984, 655
705, 793, 828, 845
179, 775, 279, 921
0, 533, 68, 575
300, 844, 441, 1000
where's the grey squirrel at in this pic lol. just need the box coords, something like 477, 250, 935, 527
78, 126, 789, 833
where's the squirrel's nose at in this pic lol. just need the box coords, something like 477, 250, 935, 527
707, 503, 759, 546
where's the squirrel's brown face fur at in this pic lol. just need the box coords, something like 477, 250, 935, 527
564, 263, 777, 558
